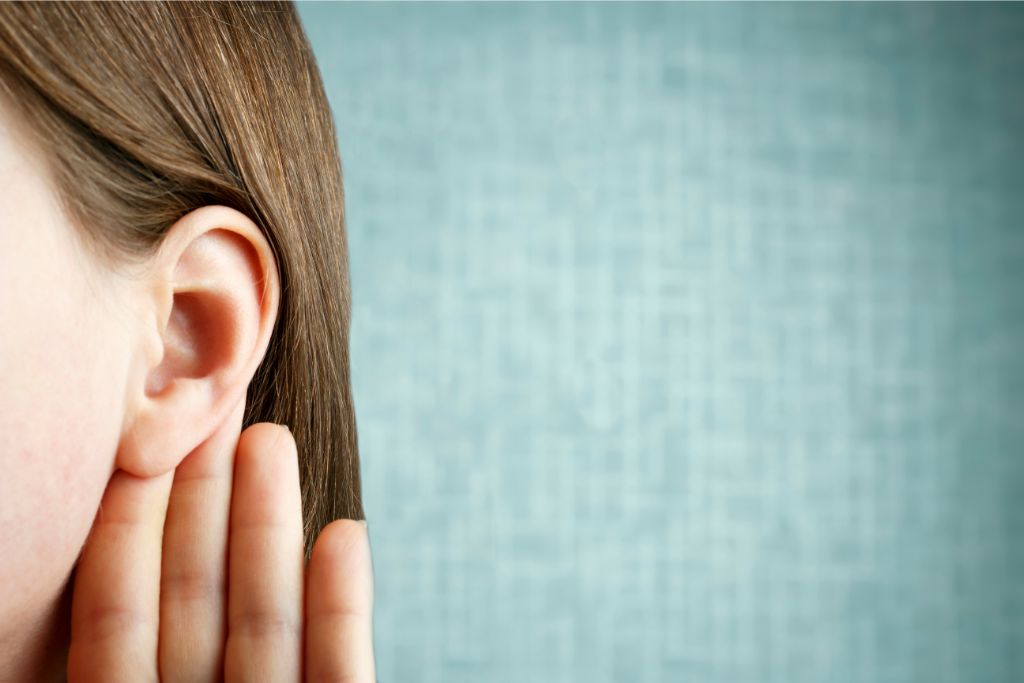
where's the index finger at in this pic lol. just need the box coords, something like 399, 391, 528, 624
304, 519, 376, 683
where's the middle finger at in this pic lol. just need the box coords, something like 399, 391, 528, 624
224, 422, 304, 682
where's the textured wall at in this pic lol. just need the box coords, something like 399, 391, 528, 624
298, 3, 1024, 681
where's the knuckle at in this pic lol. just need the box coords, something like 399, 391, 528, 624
161, 568, 223, 602
229, 607, 302, 640
74, 603, 152, 643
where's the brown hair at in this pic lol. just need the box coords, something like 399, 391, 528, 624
0, 1, 363, 556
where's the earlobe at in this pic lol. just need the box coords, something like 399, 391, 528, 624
117, 205, 280, 478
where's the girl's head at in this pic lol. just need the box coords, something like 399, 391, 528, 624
0, 0, 361, 652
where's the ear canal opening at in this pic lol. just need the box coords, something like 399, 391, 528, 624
145, 290, 229, 396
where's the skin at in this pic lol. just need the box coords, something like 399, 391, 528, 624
0, 98, 375, 681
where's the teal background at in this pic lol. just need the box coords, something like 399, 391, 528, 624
298, 3, 1024, 682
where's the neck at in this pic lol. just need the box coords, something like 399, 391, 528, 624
0, 574, 71, 683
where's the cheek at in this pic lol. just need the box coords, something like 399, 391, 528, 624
0, 396, 114, 598
0, 274, 128, 627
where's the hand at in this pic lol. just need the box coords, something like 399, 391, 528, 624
66, 399, 376, 682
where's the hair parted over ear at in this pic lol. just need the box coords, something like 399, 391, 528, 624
117, 206, 281, 479
0, 1, 363, 557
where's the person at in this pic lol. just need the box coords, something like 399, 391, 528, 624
0, 2, 375, 680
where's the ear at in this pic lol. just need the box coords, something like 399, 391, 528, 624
117, 205, 280, 478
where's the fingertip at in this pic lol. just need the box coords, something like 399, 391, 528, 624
312, 519, 371, 568
231, 424, 300, 527
234, 423, 298, 494
309, 518, 374, 613
238, 422, 296, 458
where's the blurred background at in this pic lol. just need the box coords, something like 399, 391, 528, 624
298, 3, 1024, 682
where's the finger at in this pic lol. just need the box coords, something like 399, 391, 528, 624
305, 519, 376, 683
159, 398, 245, 682
225, 423, 304, 682
68, 469, 174, 683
